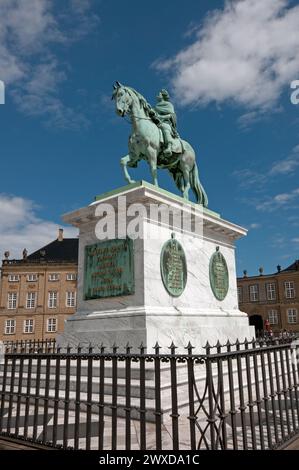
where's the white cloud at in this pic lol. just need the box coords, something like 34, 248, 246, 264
256, 188, 299, 211
234, 144, 299, 192
0, 194, 78, 259
233, 168, 267, 189
155, 0, 299, 111
248, 223, 261, 229
0, 0, 98, 128
270, 145, 299, 175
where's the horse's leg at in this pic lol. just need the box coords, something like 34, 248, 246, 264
182, 166, 191, 200
147, 147, 158, 186
120, 154, 136, 184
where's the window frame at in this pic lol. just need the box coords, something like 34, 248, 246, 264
268, 309, 279, 325
7, 292, 18, 310
47, 318, 57, 333
287, 308, 298, 324
66, 291, 76, 308
8, 274, 20, 282
285, 281, 295, 299
26, 292, 37, 309
266, 282, 276, 301
237, 286, 242, 303
5, 319, 16, 335
249, 284, 259, 302
23, 319, 34, 334
48, 291, 58, 309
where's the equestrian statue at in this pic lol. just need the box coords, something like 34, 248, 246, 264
112, 81, 208, 206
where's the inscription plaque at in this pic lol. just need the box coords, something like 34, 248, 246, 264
160, 233, 187, 297
84, 238, 134, 300
209, 246, 229, 301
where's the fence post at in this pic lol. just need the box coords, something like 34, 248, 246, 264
154, 342, 162, 450
186, 341, 196, 450
169, 342, 179, 450
139, 342, 146, 450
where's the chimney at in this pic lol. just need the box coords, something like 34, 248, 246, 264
58, 228, 64, 242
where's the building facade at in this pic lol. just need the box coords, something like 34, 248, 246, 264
237, 260, 299, 334
0, 230, 78, 342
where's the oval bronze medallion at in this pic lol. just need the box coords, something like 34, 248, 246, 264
209, 246, 229, 301
160, 233, 187, 297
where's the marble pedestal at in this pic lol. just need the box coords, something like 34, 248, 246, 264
57, 181, 254, 352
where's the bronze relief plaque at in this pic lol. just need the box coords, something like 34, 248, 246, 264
209, 246, 229, 301
160, 234, 187, 297
84, 238, 134, 300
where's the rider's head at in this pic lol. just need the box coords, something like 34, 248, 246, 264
157, 89, 170, 101
160, 89, 170, 100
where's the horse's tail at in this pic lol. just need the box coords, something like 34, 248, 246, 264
190, 163, 209, 207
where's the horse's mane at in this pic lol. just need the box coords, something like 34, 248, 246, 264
125, 87, 152, 116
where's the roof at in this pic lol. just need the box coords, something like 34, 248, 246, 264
2, 238, 79, 267
280, 259, 299, 273
27, 238, 79, 263
237, 258, 299, 280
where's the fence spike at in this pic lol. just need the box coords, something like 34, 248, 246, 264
153, 342, 161, 354
185, 341, 194, 355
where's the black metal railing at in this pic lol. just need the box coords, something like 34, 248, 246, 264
2, 339, 56, 353
0, 336, 299, 450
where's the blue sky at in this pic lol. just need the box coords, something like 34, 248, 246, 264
0, 0, 299, 276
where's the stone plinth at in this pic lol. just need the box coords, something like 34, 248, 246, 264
57, 181, 254, 352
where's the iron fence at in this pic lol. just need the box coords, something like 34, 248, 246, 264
2, 339, 56, 354
0, 336, 299, 450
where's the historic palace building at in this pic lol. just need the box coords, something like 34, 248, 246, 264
237, 260, 299, 334
0, 229, 78, 342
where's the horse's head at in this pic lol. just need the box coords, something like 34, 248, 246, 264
112, 81, 132, 117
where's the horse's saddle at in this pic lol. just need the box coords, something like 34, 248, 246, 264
158, 129, 184, 154
157, 130, 183, 168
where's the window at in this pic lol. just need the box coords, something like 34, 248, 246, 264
47, 318, 57, 333
48, 291, 58, 308
268, 309, 278, 325
26, 292, 36, 309
237, 287, 242, 303
27, 274, 38, 282
7, 292, 18, 309
24, 319, 34, 334
49, 273, 59, 281
66, 291, 76, 307
285, 281, 295, 299
66, 273, 77, 281
249, 285, 259, 302
8, 274, 19, 282
5, 319, 15, 335
287, 308, 297, 324
266, 283, 276, 301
